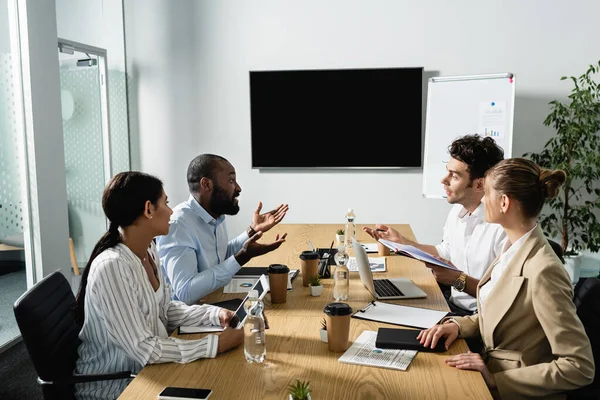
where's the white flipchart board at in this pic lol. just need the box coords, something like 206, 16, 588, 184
422, 73, 515, 199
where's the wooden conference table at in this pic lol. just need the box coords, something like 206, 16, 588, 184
119, 224, 492, 400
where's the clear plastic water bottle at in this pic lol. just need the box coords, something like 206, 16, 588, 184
344, 208, 356, 249
243, 290, 266, 363
333, 245, 349, 301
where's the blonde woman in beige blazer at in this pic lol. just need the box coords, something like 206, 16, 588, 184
417, 158, 594, 400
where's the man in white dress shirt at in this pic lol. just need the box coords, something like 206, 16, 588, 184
365, 134, 507, 317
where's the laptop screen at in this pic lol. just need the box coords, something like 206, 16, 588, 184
352, 238, 377, 298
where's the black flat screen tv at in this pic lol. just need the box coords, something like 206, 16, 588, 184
249, 67, 423, 169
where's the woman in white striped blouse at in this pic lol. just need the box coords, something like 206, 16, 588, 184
73, 171, 243, 400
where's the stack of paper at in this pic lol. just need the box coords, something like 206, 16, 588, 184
338, 330, 417, 371
223, 269, 298, 293
347, 257, 386, 273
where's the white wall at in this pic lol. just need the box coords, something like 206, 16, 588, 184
55, 0, 125, 71
124, 0, 600, 250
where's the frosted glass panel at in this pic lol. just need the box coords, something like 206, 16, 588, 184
0, 53, 24, 239
0, 0, 29, 350
60, 63, 106, 268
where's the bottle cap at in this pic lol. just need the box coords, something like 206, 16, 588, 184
268, 264, 289, 274
248, 290, 259, 298
324, 302, 353, 316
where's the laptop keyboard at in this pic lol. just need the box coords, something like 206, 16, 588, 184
374, 279, 404, 297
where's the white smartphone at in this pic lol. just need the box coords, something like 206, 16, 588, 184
157, 386, 212, 400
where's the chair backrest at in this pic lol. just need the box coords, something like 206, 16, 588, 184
569, 277, 600, 399
546, 238, 565, 264
13, 271, 81, 400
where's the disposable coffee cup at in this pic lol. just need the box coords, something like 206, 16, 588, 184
324, 302, 353, 352
377, 241, 391, 256
299, 250, 319, 287
268, 264, 289, 304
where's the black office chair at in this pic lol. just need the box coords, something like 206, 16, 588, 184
547, 238, 565, 264
567, 277, 600, 399
13, 270, 133, 400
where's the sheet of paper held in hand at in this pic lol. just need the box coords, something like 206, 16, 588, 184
378, 239, 458, 270
223, 270, 297, 293
338, 330, 417, 371
347, 257, 386, 273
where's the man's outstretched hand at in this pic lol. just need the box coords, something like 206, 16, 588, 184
252, 202, 289, 233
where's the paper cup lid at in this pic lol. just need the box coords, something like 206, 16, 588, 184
324, 302, 353, 316
268, 264, 289, 274
299, 250, 319, 260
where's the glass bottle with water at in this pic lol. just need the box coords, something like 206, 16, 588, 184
243, 290, 266, 363
333, 245, 349, 301
344, 208, 356, 249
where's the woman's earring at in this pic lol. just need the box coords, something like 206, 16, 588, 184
149, 215, 153, 219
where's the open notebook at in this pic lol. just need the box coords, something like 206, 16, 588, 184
378, 239, 458, 270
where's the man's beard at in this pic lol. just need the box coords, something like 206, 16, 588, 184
211, 184, 240, 215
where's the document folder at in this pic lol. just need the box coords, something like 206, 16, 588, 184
352, 301, 448, 329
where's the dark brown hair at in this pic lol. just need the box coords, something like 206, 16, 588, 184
486, 158, 566, 219
74, 171, 164, 326
449, 134, 505, 180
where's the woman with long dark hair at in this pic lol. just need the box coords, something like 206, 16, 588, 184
74, 172, 243, 399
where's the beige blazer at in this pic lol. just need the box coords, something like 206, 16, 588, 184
453, 226, 594, 400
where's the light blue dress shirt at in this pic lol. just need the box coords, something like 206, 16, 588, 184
157, 195, 249, 304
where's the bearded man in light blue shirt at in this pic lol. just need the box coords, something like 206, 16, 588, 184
157, 154, 289, 305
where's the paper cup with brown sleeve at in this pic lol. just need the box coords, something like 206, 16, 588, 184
299, 250, 319, 287
324, 302, 353, 352
377, 241, 391, 256
268, 264, 289, 304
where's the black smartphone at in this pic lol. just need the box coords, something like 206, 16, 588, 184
157, 386, 212, 400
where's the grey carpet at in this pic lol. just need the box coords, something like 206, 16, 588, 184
0, 339, 43, 399
0, 268, 27, 347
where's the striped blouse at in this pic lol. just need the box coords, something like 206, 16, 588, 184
75, 241, 221, 400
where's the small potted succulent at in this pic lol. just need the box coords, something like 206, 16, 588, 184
309, 275, 323, 297
288, 379, 312, 400
335, 229, 345, 246
319, 318, 328, 343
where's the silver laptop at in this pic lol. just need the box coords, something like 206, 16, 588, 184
352, 238, 427, 300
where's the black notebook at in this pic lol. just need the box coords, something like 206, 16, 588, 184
375, 328, 446, 353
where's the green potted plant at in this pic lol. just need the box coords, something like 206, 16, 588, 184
335, 229, 345, 246
524, 60, 600, 284
309, 274, 323, 297
288, 379, 311, 400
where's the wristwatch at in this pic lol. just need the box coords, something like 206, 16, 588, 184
452, 272, 467, 292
